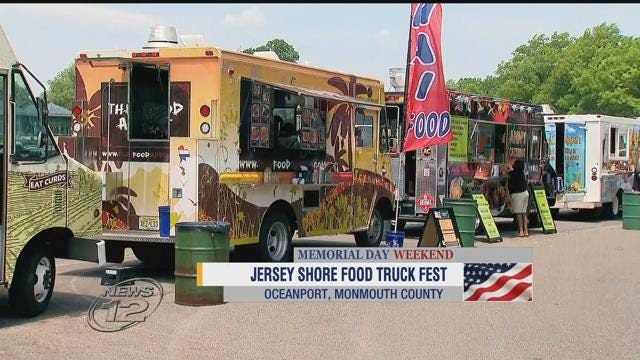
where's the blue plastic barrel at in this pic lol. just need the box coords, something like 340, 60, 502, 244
385, 230, 405, 247
159, 206, 171, 237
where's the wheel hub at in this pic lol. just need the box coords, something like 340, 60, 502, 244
34, 257, 52, 303
368, 212, 382, 241
267, 222, 288, 260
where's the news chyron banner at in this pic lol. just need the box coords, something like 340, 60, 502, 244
403, 3, 452, 152
197, 248, 533, 302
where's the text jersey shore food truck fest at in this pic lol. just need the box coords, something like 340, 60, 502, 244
1, 25, 105, 316
544, 113, 640, 218
60, 26, 397, 267
384, 69, 548, 228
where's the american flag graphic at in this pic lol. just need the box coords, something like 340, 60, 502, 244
464, 263, 532, 301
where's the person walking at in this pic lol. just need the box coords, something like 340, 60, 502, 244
509, 159, 530, 237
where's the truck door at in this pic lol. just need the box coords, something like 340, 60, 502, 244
6, 68, 67, 282
415, 145, 439, 214
563, 122, 586, 194
352, 106, 379, 230
126, 62, 170, 231
0, 70, 6, 282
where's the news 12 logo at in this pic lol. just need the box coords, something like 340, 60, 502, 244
406, 3, 451, 142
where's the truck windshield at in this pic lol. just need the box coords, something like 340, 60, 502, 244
13, 71, 46, 160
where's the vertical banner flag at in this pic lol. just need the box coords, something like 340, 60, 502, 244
403, 3, 452, 153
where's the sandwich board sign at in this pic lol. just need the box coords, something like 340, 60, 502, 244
418, 208, 463, 247
532, 186, 557, 234
471, 193, 502, 242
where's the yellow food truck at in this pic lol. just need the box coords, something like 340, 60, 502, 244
61, 26, 396, 264
1, 25, 104, 316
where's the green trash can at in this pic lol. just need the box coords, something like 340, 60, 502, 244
175, 221, 230, 306
623, 192, 640, 230
442, 198, 477, 247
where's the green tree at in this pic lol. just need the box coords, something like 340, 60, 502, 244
243, 39, 300, 63
47, 63, 75, 109
494, 32, 573, 103
542, 23, 640, 116
446, 23, 640, 117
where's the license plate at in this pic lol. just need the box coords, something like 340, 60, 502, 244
139, 216, 159, 231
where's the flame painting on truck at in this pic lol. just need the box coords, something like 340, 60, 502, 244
60, 26, 396, 264
1, 25, 104, 317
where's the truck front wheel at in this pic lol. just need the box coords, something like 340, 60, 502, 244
354, 208, 385, 247
9, 244, 56, 317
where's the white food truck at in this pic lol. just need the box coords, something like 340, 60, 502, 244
544, 114, 640, 218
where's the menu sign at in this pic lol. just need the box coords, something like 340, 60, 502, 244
472, 193, 502, 242
447, 115, 469, 163
532, 186, 557, 234
418, 208, 463, 247
250, 82, 272, 148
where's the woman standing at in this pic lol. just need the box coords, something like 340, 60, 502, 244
509, 159, 530, 237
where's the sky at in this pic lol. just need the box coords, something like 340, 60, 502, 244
1, 3, 640, 92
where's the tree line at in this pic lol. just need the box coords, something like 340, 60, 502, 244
447, 23, 640, 117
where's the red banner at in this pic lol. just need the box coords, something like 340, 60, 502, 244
403, 3, 451, 153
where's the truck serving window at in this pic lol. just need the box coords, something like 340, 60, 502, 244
610, 127, 629, 159
129, 63, 169, 141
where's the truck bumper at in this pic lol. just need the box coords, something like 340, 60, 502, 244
551, 200, 602, 210
57, 237, 106, 267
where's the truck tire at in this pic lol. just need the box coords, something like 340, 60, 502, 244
354, 208, 384, 247
259, 213, 292, 262
132, 244, 175, 270
603, 192, 622, 219
550, 208, 560, 219
9, 244, 56, 317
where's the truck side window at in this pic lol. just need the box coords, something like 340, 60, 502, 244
13, 71, 45, 160
355, 112, 373, 148
379, 109, 389, 153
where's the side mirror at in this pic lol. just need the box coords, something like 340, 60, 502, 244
37, 97, 48, 126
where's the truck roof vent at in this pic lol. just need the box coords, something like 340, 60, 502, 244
144, 25, 179, 49
180, 34, 207, 47
253, 51, 280, 60
389, 67, 405, 92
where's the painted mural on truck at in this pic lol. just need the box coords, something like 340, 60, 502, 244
194, 55, 393, 243
58, 67, 191, 231
5, 161, 102, 285
64, 50, 394, 246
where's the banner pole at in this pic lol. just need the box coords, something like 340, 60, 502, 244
395, 3, 414, 232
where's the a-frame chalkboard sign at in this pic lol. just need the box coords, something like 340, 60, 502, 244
418, 208, 464, 247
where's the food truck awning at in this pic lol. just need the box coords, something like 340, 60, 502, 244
261, 80, 384, 108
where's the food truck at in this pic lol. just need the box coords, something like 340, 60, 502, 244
544, 114, 640, 218
1, 25, 104, 316
61, 26, 396, 264
385, 88, 547, 228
